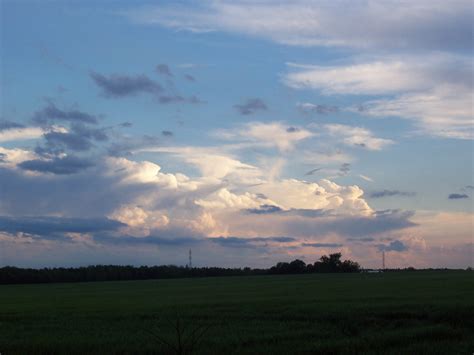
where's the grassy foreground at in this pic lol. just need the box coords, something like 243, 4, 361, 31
0, 271, 473, 354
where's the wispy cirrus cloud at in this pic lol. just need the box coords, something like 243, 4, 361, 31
214, 121, 313, 152
322, 124, 393, 151
285, 56, 473, 140
123, 1, 473, 51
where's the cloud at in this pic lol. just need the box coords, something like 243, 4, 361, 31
90, 71, 163, 98
107, 135, 161, 157
246, 204, 283, 214
32, 102, 99, 125
377, 240, 408, 252
93, 234, 201, 247
0, 120, 25, 131
18, 155, 95, 175
37, 124, 108, 154
234, 98, 268, 115
339, 163, 350, 175
323, 124, 394, 150
284, 58, 471, 95
301, 242, 343, 248
214, 122, 313, 152
359, 175, 373, 182
297, 102, 338, 115
90, 71, 203, 105
209, 236, 296, 248
361, 85, 473, 140
369, 190, 416, 198
448, 193, 469, 200
0, 215, 125, 236
156, 64, 173, 77
157, 94, 203, 104
0, 126, 44, 143
184, 74, 196, 82
124, 1, 473, 51
347, 237, 374, 242
305, 167, 322, 176
286, 56, 473, 140
161, 130, 173, 137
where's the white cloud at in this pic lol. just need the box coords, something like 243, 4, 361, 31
124, 0, 472, 51
286, 55, 473, 140
361, 85, 474, 140
138, 146, 264, 184
284, 55, 472, 95
0, 147, 39, 167
0, 127, 44, 142
359, 174, 374, 182
214, 121, 313, 152
248, 178, 372, 216
322, 124, 394, 151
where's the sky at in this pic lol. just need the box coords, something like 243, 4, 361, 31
0, 0, 473, 269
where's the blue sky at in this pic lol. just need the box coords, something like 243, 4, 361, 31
1, 0, 473, 268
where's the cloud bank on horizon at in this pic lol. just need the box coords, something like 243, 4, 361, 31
0, 0, 472, 269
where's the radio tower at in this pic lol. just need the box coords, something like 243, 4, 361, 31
382, 251, 385, 270
188, 249, 192, 268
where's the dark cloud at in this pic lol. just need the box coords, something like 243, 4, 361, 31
245, 205, 330, 218
161, 130, 173, 137
301, 242, 343, 248
18, 156, 94, 175
32, 103, 99, 125
120, 122, 133, 128
94, 234, 201, 247
35, 124, 108, 155
90, 71, 163, 98
184, 74, 195, 82
0, 153, 6, 162
286, 126, 300, 133
305, 167, 322, 176
156, 64, 173, 77
298, 103, 339, 115
90, 71, 203, 105
369, 190, 416, 198
347, 237, 374, 242
0, 215, 125, 236
234, 98, 268, 115
0, 120, 25, 131
339, 163, 350, 175
157, 95, 203, 104
464, 185, 474, 190
448, 193, 469, 199
246, 204, 283, 214
0, 165, 156, 217
40, 131, 93, 153
376, 240, 408, 252
209, 236, 296, 248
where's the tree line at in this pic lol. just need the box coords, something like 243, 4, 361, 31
0, 253, 360, 284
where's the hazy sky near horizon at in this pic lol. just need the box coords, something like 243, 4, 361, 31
1, 0, 473, 268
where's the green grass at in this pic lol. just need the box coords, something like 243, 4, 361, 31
1, 271, 473, 354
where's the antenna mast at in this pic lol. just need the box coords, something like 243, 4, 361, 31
382, 251, 385, 270
188, 249, 192, 268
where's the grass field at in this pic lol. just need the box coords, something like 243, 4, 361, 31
0, 271, 473, 354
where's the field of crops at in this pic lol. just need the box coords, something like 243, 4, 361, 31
1, 271, 473, 354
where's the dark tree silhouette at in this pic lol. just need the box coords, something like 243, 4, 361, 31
0, 253, 361, 284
